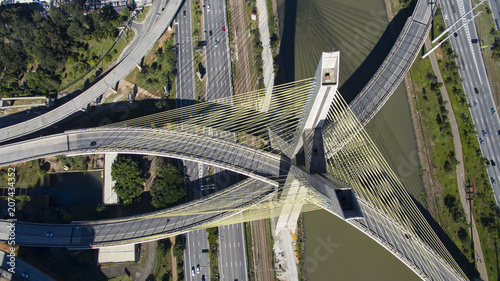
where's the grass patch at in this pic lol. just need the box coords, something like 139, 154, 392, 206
153, 239, 174, 280
135, 6, 150, 22
0, 160, 45, 187
59, 29, 136, 94
408, 8, 500, 279
244, 222, 255, 281
207, 227, 220, 281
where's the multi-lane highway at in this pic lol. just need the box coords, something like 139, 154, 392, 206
175, 0, 196, 108
204, 0, 232, 100
185, 230, 210, 281
440, 0, 500, 204
203, 1, 247, 279
219, 222, 248, 281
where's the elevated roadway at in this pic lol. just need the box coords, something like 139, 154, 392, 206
0, 178, 274, 248
0, 0, 184, 143
0, 127, 288, 186
349, 0, 435, 126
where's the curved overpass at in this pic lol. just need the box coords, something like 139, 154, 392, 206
349, 0, 435, 126
0, 0, 184, 143
0, 178, 275, 248
0, 127, 289, 186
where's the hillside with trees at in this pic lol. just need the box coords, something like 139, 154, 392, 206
0, 4, 129, 97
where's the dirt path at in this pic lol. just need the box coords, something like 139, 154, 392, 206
424, 38, 489, 281
171, 237, 178, 280
250, 219, 273, 281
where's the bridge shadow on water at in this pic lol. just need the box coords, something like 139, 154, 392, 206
411, 194, 481, 280
339, 3, 414, 103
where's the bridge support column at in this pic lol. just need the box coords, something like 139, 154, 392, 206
275, 179, 304, 236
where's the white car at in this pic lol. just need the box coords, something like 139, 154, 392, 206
215, 40, 218, 47
443, 12, 448, 20
207, 4, 210, 11
191, 267, 195, 276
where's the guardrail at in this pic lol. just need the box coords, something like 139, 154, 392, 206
349, 0, 436, 127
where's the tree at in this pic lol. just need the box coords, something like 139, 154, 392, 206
150, 164, 185, 208
111, 155, 144, 204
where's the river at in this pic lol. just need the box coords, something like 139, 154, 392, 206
276, 0, 424, 280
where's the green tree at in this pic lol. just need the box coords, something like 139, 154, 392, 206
150, 164, 185, 208
111, 155, 144, 204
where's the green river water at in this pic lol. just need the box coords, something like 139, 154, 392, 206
276, 0, 424, 280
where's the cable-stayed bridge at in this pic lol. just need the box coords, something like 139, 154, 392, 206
0, 52, 467, 281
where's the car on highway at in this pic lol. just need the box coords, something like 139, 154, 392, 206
207, 4, 210, 11
197, 264, 200, 274
492, 108, 497, 115
202, 275, 206, 281
443, 12, 448, 20
46, 232, 53, 237
474, 87, 479, 94
491, 160, 496, 167
498, 130, 500, 136
473, 101, 478, 107
492, 177, 496, 185
191, 267, 195, 276
222, 26, 225, 32
210, 30, 212, 37
183, 10, 186, 17
482, 130, 488, 137
479, 137, 485, 144
215, 40, 218, 47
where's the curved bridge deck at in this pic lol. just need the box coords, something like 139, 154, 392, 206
349, 0, 434, 126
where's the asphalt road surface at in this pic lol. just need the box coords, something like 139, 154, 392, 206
440, 0, 500, 205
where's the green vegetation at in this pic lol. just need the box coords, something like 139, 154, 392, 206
56, 155, 91, 171
265, 0, 279, 76
111, 155, 144, 204
109, 275, 133, 281
410, 50, 476, 274
406, 8, 500, 279
243, 222, 255, 281
173, 236, 185, 280
150, 163, 185, 209
0, 160, 46, 187
153, 238, 174, 280
136, 35, 176, 96
191, 0, 202, 48
246, 0, 265, 89
135, 6, 150, 22
0, 5, 131, 97
206, 227, 219, 280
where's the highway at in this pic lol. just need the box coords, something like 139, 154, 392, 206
203, 0, 247, 279
204, 0, 232, 100
219, 222, 247, 281
175, 0, 196, 108
440, 0, 500, 204
185, 229, 210, 281
0, 0, 184, 143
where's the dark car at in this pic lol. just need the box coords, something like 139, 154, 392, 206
474, 87, 479, 94
491, 160, 496, 167
482, 130, 488, 137
183, 10, 186, 17
210, 30, 212, 37
479, 137, 485, 144
491, 177, 496, 185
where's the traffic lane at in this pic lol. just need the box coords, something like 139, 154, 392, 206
435, 1, 500, 198
219, 223, 247, 281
